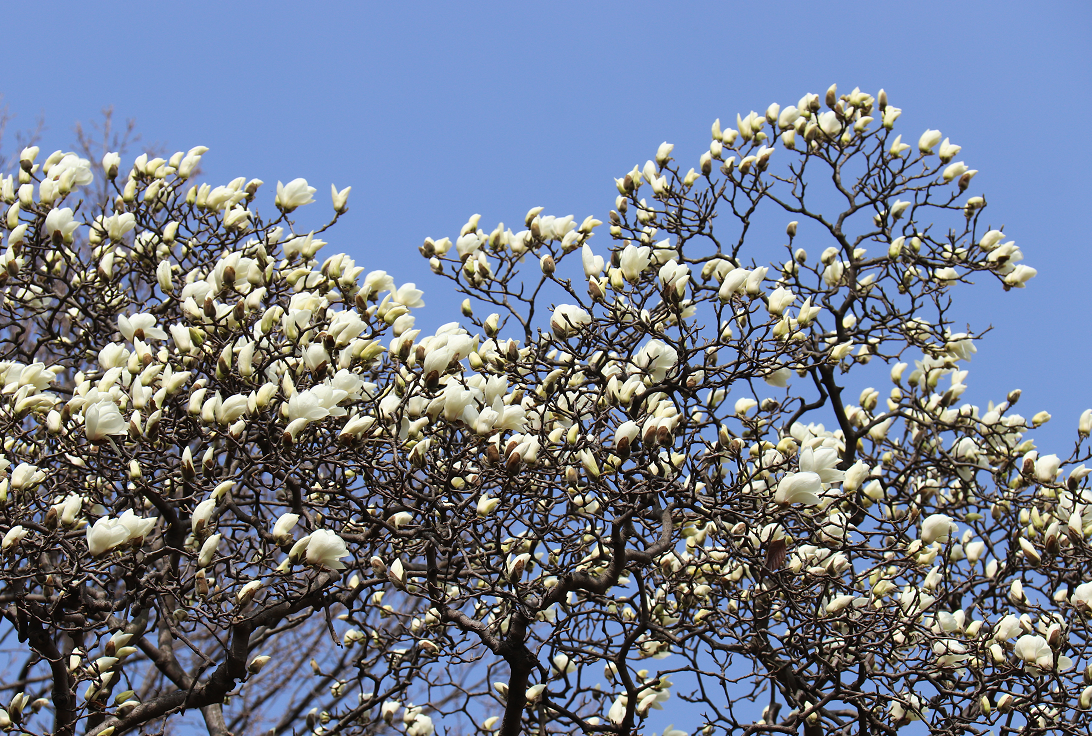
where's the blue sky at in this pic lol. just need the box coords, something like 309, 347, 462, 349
8, 2, 1087, 452
4, 1, 1089, 731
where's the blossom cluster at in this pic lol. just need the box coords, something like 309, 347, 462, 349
0, 86, 1083, 736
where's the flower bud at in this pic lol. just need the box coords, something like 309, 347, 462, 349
331, 184, 351, 214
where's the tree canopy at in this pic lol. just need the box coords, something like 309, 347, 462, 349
1, 85, 1089, 736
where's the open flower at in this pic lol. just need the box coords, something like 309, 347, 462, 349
86, 516, 133, 556
84, 401, 127, 442
305, 529, 350, 570
118, 313, 167, 342
1072, 582, 1092, 613
619, 244, 651, 281
1014, 634, 1071, 671
2, 526, 28, 552
10, 463, 46, 492
50, 153, 94, 187
117, 509, 157, 543
551, 305, 591, 338
918, 129, 942, 154
775, 472, 823, 506
633, 340, 678, 383
275, 178, 316, 211
798, 446, 844, 484
44, 208, 81, 242
391, 283, 425, 308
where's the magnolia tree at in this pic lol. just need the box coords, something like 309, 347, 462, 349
0, 84, 1089, 736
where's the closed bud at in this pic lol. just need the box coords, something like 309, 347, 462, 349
825, 84, 838, 109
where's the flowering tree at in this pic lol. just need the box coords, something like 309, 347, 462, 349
1, 84, 1089, 736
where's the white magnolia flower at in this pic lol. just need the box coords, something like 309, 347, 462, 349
275, 178, 317, 211
920, 514, 956, 545
766, 286, 796, 315
286, 385, 348, 428
272, 513, 300, 544
798, 446, 844, 484
2, 525, 28, 552
942, 161, 968, 182
191, 498, 217, 535
1071, 582, 1092, 612
777, 106, 800, 129
551, 305, 591, 338
658, 259, 689, 290
1035, 454, 1061, 483
938, 137, 961, 162
237, 579, 263, 603
581, 244, 604, 277
1000, 611, 1022, 637
619, 244, 652, 281
918, 129, 942, 154
2, 362, 57, 391
49, 153, 94, 187
117, 509, 157, 542
331, 184, 351, 213
407, 715, 434, 736
391, 283, 425, 308
101, 212, 136, 240
1002, 264, 1037, 288
775, 471, 823, 506
764, 366, 792, 388
118, 313, 168, 342
608, 695, 629, 725
57, 493, 83, 526
818, 111, 841, 138
614, 421, 639, 452
102, 151, 121, 177
477, 495, 500, 518
1014, 634, 1071, 671
633, 340, 678, 383
84, 401, 127, 442
734, 397, 757, 416
362, 270, 395, 298
10, 463, 46, 492
44, 208, 80, 242
217, 394, 249, 425
86, 516, 133, 556
718, 267, 750, 301
305, 529, 350, 570
842, 461, 870, 492
198, 533, 221, 567
889, 692, 928, 723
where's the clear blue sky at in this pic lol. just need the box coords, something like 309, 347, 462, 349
6, 1, 1089, 731
8, 1, 1089, 437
